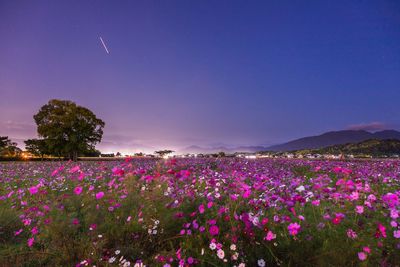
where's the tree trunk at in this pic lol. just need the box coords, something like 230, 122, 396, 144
73, 151, 78, 161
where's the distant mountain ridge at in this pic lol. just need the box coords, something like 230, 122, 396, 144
267, 130, 400, 151
178, 145, 266, 154
178, 130, 400, 154
299, 139, 400, 157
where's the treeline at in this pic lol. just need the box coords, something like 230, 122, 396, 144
0, 136, 22, 158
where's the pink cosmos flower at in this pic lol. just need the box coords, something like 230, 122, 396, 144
394, 230, 400, 239
311, 200, 320, 206
112, 167, 125, 176
358, 252, 367, 261
265, 230, 276, 241
95, 192, 104, 199
347, 229, 357, 239
349, 191, 359, 201
261, 218, 269, 225
51, 169, 59, 176
78, 172, 85, 181
199, 204, 205, 214
208, 219, 217, 225
355, 205, 364, 214
209, 225, 219, 236
332, 213, 345, 225
382, 193, 399, 208
74, 186, 83, 195
288, 223, 301, 236
29, 186, 39, 195
14, 229, 23, 236
31, 227, 39, 235
69, 165, 80, 173
390, 209, 399, 219
363, 247, 371, 253
27, 237, 34, 247
242, 190, 251, 199
187, 257, 194, 265
375, 223, 387, 238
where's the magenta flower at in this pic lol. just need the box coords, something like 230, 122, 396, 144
242, 190, 251, 199
375, 223, 387, 238
288, 222, 301, 236
382, 193, 399, 208
95, 191, 105, 199
69, 165, 80, 173
29, 186, 39, 195
199, 204, 205, 214
187, 257, 194, 264
112, 167, 125, 176
31, 227, 39, 235
14, 229, 23, 236
74, 186, 83, 195
265, 230, 276, 241
27, 237, 34, 247
363, 247, 371, 253
209, 225, 219, 236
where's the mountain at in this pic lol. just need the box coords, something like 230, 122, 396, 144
267, 130, 400, 152
178, 145, 266, 154
303, 139, 400, 157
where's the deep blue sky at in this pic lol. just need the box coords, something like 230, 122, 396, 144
1, 0, 399, 153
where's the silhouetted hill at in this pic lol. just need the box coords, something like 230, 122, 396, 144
179, 145, 266, 154
302, 139, 400, 156
267, 130, 400, 151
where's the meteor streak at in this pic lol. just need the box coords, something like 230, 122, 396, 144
99, 36, 110, 54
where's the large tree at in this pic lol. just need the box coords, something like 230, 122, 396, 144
154, 150, 174, 158
33, 99, 105, 161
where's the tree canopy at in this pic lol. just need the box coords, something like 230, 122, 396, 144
0, 136, 21, 157
154, 150, 174, 158
32, 99, 105, 160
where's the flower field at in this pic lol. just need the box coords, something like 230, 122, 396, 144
1, 158, 400, 266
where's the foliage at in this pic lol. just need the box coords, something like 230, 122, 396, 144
32, 99, 105, 160
24, 139, 49, 158
154, 150, 174, 157
0, 136, 21, 157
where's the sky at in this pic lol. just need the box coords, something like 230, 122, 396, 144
1, 0, 399, 153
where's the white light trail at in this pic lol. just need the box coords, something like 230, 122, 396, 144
99, 36, 110, 54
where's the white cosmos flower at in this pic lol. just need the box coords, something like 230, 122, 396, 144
296, 185, 305, 192
209, 243, 217, 250
258, 259, 266, 267
217, 249, 225, 259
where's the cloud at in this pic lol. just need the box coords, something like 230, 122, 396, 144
1, 121, 35, 131
346, 122, 388, 131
